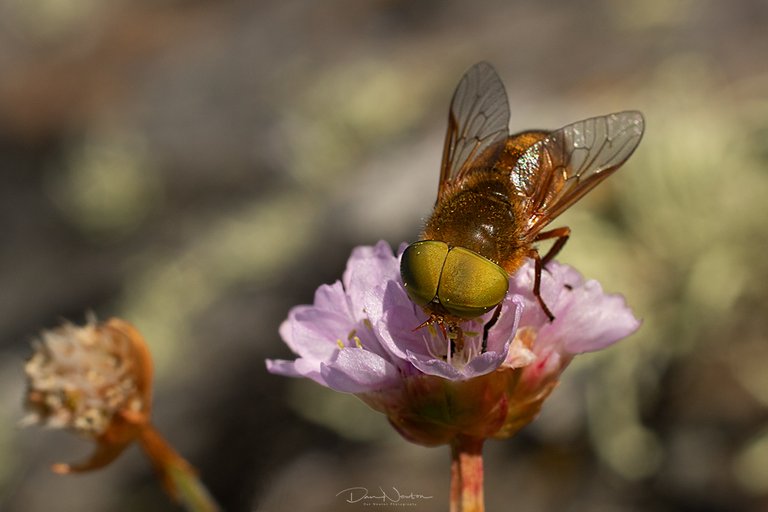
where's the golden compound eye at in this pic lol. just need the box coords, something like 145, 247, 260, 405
438, 247, 508, 318
400, 241, 449, 307
401, 241, 508, 319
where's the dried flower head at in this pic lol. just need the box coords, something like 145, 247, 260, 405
22, 316, 221, 510
24, 316, 149, 435
23, 316, 153, 473
267, 241, 640, 445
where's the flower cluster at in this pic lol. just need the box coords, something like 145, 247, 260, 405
267, 241, 640, 445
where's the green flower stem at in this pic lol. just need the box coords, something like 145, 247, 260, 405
138, 423, 221, 512
450, 435, 485, 512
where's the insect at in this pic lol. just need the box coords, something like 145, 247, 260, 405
400, 62, 644, 342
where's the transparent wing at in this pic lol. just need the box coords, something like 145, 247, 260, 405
512, 111, 645, 235
437, 62, 510, 201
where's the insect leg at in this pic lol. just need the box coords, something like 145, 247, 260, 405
529, 248, 556, 322
481, 302, 503, 353
534, 226, 571, 266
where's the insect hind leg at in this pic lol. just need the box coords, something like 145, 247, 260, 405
534, 226, 571, 266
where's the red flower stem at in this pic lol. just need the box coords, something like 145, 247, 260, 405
138, 423, 221, 512
450, 435, 485, 512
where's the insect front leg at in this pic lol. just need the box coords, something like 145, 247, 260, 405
529, 249, 555, 322
481, 302, 503, 353
534, 226, 571, 266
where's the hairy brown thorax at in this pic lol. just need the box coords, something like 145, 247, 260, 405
422, 175, 528, 272
421, 131, 549, 273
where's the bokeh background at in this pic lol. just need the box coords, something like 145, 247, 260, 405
1, 0, 767, 511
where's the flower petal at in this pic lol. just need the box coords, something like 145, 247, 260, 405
320, 348, 401, 393
461, 351, 509, 377
406, 351, 463, 380
279, 303, 353, 362
543, 279, 641, 354
343, 241, 400, 321
405, 348, 507, 380
313, 281, 352, 316
266, 357, 328, 387
376, 308, 430, 360
484, 295, 523, 355
510, 259, 574, 327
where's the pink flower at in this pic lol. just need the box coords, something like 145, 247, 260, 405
267, 241, 640, 445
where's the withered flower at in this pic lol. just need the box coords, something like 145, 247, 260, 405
24, 317, 151, 472
23, 316, 219, 512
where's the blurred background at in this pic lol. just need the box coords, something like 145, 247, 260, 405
1, 0, 767, 510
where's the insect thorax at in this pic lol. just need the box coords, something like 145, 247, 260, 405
422, 177, 527, 269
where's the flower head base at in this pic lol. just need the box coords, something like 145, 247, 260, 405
267, 241, 640, 445
23, 316, 153, 473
